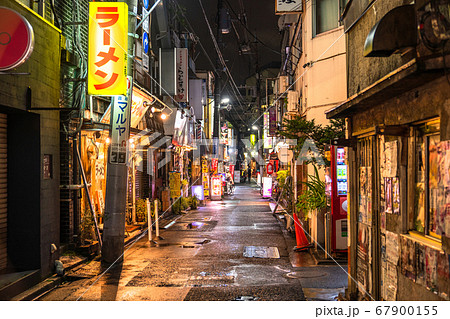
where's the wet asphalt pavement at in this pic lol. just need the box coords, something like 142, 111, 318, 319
39, 185, 347, 301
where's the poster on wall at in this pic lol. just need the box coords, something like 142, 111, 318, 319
385, 141, 398, 178
415, 242, 426, 286
385, 178, 393, 214
437, 252, 450, 299
385, 262, 398, 301
425, 246, 438, 293
359, 194, 367, 224
436, 140, 450, 237
380, 135, 386, 177
357, 223, 371, 263
381, 210, 386, 233
386, 231, 399, 265
392, 177, 400, 214
400, 236, 416, 281
357, 257, 370, 294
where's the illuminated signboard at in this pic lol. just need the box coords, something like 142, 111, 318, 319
211, 158, 218, 174
88, 2, 128, 96
262, 177, 272, 198
0, 7, 34, 71
191, 185, 204, 201
101, 87, 155, 127
211, 175, 222, 200
175, 48, 188, 102
109, 96, 130, 164
275, 0, 303, 15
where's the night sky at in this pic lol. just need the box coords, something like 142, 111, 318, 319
175, 0, 281, 87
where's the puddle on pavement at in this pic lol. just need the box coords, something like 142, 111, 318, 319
302, 287, 345, 301
186, 222, 204, 229
152, 239, 212, 248
284, 271, 328, 279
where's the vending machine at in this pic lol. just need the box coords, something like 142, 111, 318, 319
330, 145, 348, 252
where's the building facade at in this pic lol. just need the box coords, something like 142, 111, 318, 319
327, 0, 450, 300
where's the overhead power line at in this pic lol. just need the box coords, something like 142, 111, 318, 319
223, 0, 281, 56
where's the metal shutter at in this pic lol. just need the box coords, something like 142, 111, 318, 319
0, 113, 7, 271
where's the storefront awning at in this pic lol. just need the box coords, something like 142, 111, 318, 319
363, 5, 416, 57
326, 56, 450, 119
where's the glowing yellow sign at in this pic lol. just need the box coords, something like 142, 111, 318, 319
88, 2, 128, 96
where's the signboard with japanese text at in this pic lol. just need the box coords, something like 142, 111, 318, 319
202, 173, 210, 197
275, 0, 303, 15
129, 88, 154, 127
202, 159, 208, 173
229, 165, 235, 181
266, 162, 274, 175
220, 123, 228, 145
169, 172, 182, 198
88, 2, 128, 96
95, 160, 105, 180
211, 175, 222, 200
101, 87, 154, 127
269, 106, 277, 136
234, 170, 240, 183
264, 112, 273, 149
175, 48, 188, 102
211, 158, 218, 174
109, 96, 130, 164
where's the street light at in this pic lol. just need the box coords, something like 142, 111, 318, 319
221, 97, 230, 104
252, 125, 258, 131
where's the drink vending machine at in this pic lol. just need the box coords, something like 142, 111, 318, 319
329, 145, 348, 252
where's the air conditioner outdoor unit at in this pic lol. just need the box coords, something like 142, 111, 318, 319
287, 90, 298, 112
277, 75, 289, 95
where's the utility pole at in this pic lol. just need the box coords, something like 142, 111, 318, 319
213, 0, 224, 155
255, 36, 264, 175
102, 0, 138, 264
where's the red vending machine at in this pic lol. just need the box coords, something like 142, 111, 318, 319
330, 145, 348, 252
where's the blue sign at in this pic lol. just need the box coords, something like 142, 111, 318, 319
142, 0, 150, 10
143, 32, 149, 54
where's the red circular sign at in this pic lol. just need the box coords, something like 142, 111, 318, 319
267, 162, 274, 175
0, 7, 34, 71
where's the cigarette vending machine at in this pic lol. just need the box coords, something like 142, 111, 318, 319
330, 145, 348, 252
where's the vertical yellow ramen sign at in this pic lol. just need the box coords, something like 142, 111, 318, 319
88, 2, 128, 96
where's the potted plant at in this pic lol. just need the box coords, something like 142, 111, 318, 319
296, 165, 326, 219
172, 198, 182, 214
189, 195, 198, 210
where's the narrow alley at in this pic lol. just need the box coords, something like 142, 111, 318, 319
37, 185, 347, 301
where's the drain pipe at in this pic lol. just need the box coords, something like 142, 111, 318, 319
75, 141, 103, 248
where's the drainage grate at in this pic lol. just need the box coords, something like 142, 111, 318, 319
243, 246, 280, 259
